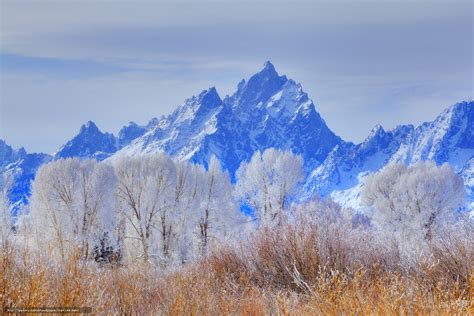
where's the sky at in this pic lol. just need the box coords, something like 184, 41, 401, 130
0, 0, 472, 153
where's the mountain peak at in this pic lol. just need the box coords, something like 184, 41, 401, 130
227, 61, 288, 109
1, 139, 16, 168
256, 60, 281, 80
56, 121, 117, 160
80, 120, 100, 134
360, 124, 390, 150
262, 60, 276, 72
448, 100, 473, 118
432, 100, 474, 150
370, 124, 385, 136
208, 86, 218, 94
118, 121, 147, 148
0, 139, 8, 151
198, 87, 221, 105
125, 121, 138, 127
182, 87, 222, 114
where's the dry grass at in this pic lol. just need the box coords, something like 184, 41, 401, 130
1, 219, 473, 315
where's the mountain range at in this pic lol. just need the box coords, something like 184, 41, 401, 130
1, 61, 473, 212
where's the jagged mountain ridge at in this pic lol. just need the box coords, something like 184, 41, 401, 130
112, 61, 342, 175
0, 140, 51, 211
306, 101, 474, 209
304, 124, 414, 198
1, 62, 473, 211
55, 121, 118, 160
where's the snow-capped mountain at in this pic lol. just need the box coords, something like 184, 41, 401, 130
0, 140, 51, 211
306, 101, 474, 209
304, 124, 413, 198
1, 62, 472, 211
390, 101, 473, 166
54, 119, 160, 161
112, 86, 228, 166
55, 121, 118, 160
1, 139, 28, 170
117, 121, 148, 148
112, 61, 342, 174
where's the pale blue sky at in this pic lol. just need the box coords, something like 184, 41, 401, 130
1, 0, 472, 153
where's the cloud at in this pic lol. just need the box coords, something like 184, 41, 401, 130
2, 1, 471, 61
0, 0, 472, 152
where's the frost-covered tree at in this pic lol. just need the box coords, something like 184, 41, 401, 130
115, 154, 247, 266
197, 156, 242, 255
171, 160, 204, 263
115, 154, 176, 266
236, 148, 304, 226
362, 161, 465, 243
0, 173, 13, 244
25, 153, 249, 266
29, 158, 117, 260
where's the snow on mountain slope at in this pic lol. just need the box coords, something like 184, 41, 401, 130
55, 118, 159, 161
222, 62, 342, 172
118, 121, 148, 148
390, 101, 473, 167
308, 101, 474, 209
112, 87, 224, 164
304, 124, 413, 198
0, 139, 27, 169
0, 140, 51, 212
461, 157, 474, 202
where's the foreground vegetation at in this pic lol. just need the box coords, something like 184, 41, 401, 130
1, 151, 473, 314
2, 214, 472, 315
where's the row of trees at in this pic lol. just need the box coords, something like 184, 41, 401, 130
0, 148, 468, 267
5, 149, 305, 267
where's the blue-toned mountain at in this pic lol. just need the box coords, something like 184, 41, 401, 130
55, 121, 118, 160
305, 101, 474, 209
1, 62, 472, 212
113, 61, 343, 175
0, 140, 51, 212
